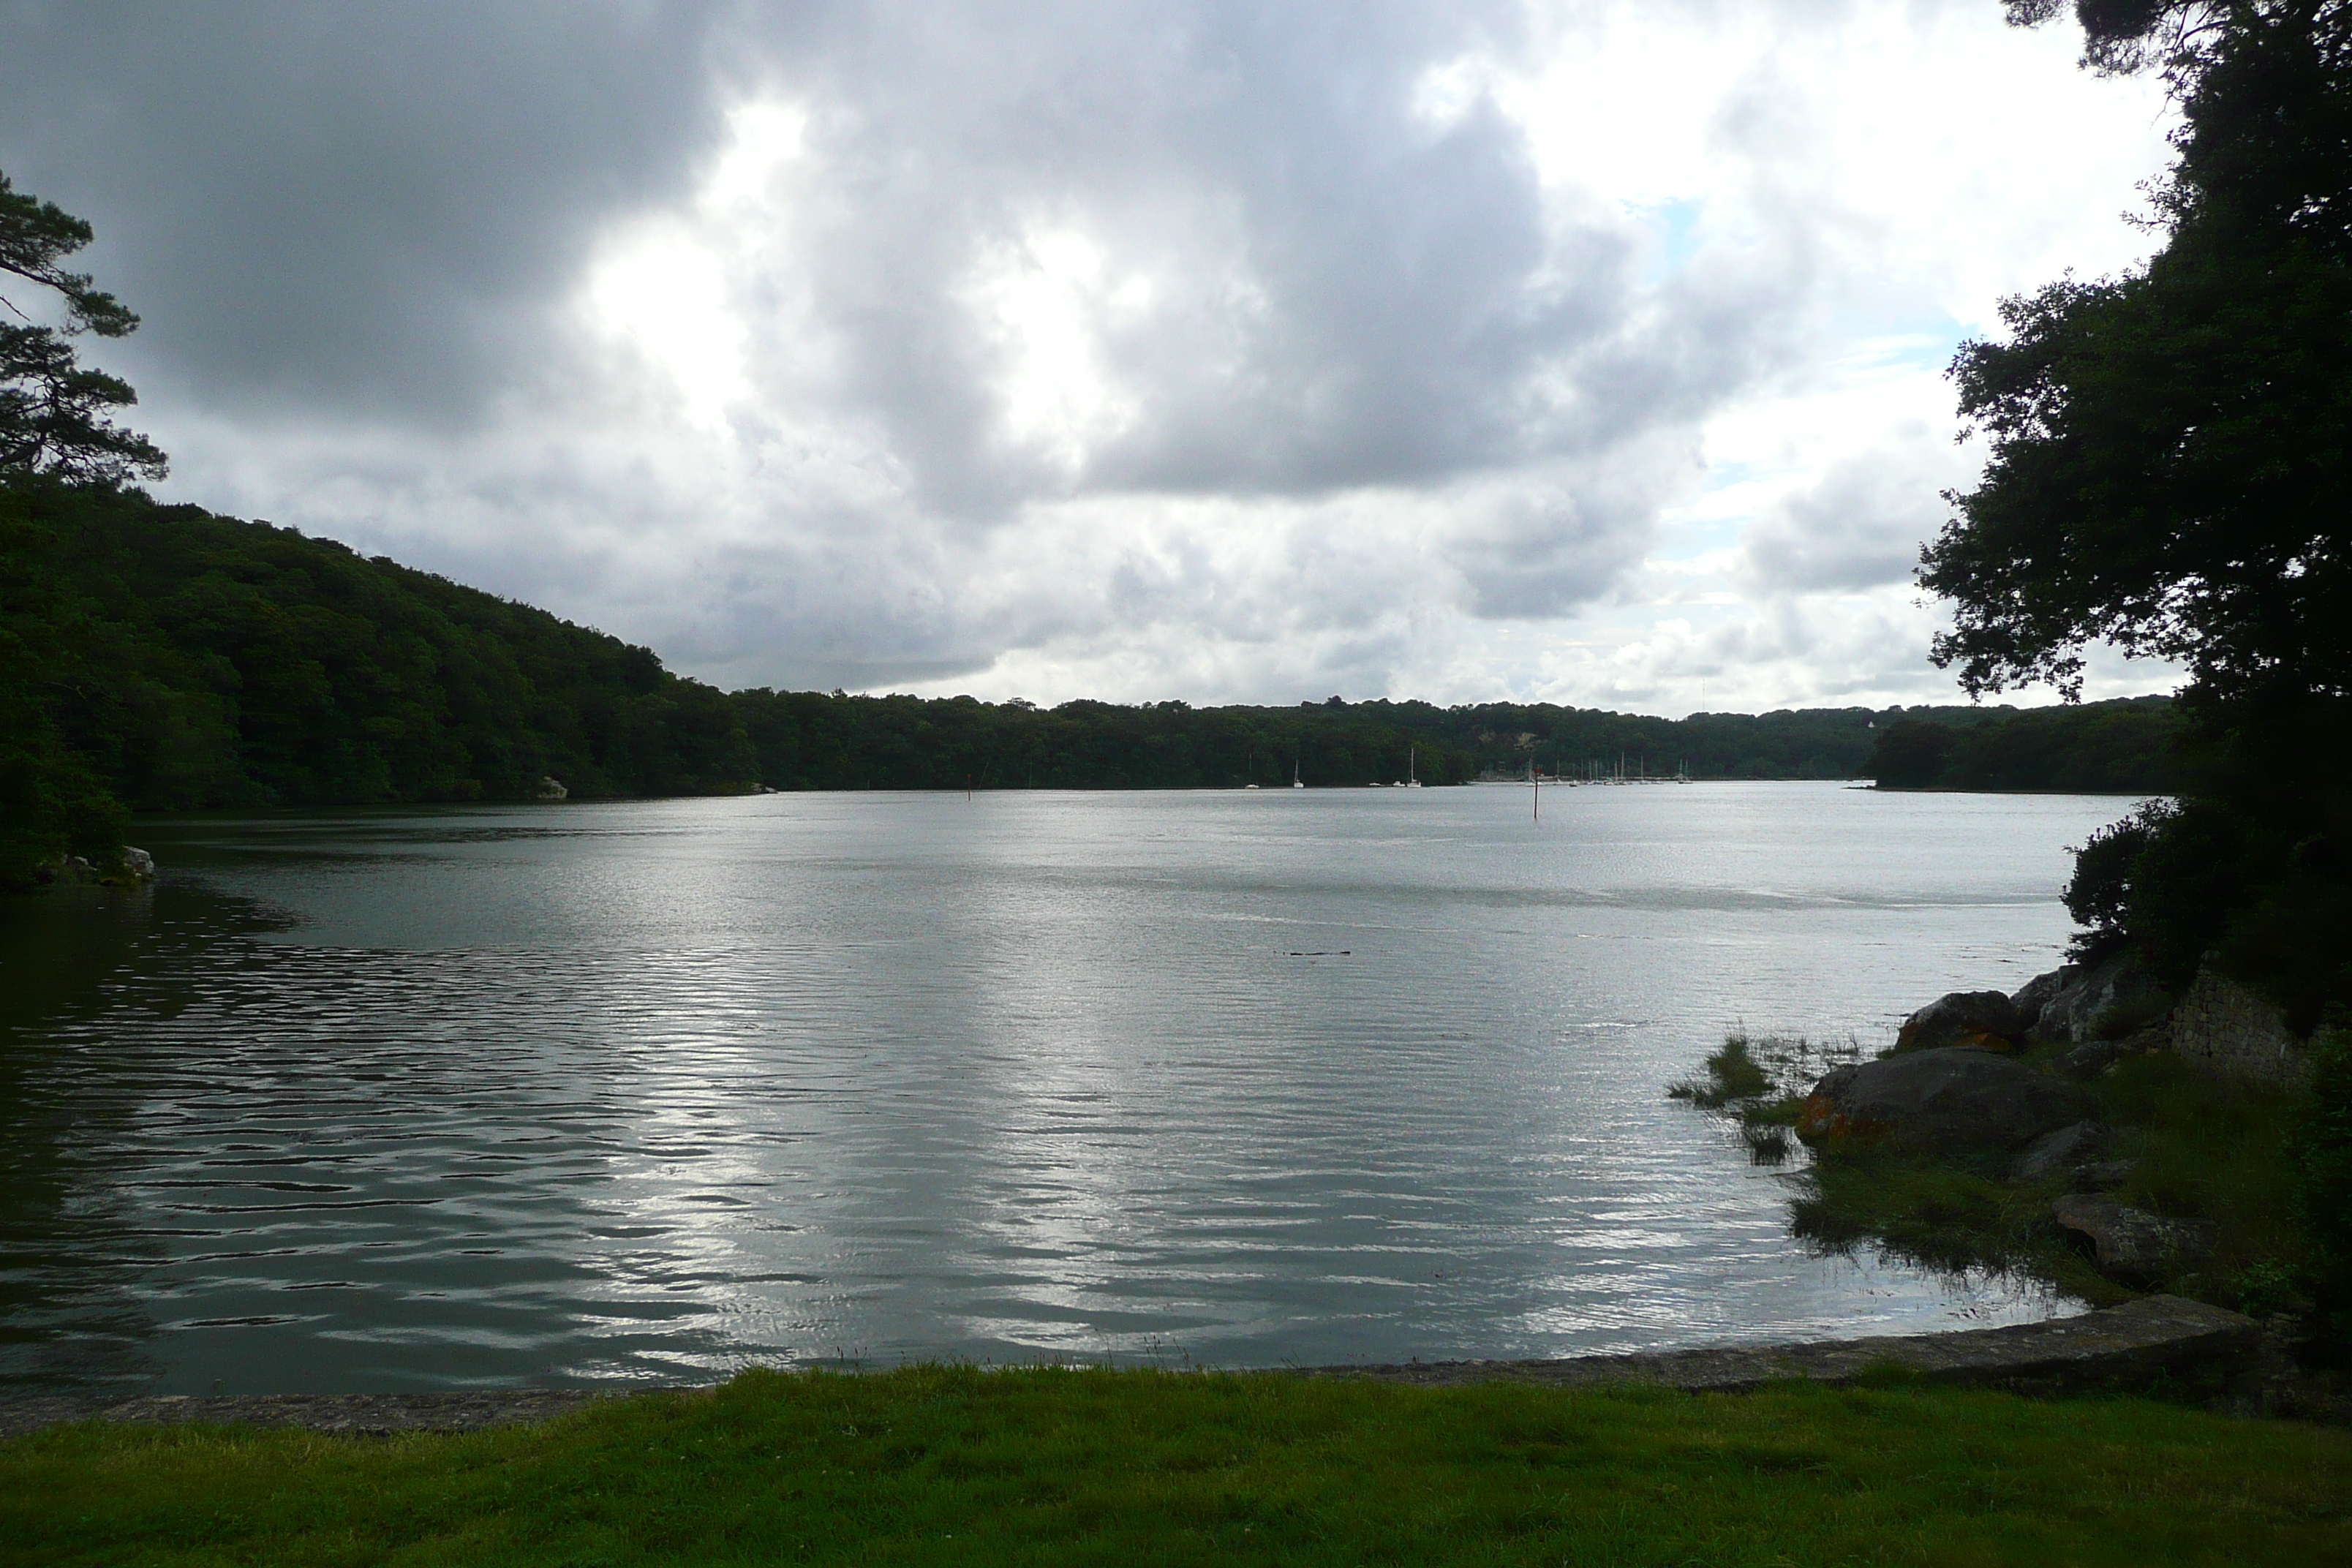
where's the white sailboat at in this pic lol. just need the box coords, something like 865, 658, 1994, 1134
1292, 756, 1305, 788
1404, 745, 1422, 788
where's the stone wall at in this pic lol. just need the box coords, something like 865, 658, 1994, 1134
2171, 962, 2310, 1088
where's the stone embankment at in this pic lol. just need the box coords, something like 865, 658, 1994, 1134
1320, 1295, 2256, 1395
0, 1299, 2262, 1438
0, 1389, 608, 1439
2014, 949, 2308, 1088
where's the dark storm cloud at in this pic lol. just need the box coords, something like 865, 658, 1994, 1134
0, 0, 732, 422
727, 0, 1801, 515
1, 0, 1800, 516
1, 0, 2087, 704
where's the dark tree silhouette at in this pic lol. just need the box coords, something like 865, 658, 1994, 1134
1, 172, 167, 484
1923, 3, 2351, 706
1922, 2, 2352, 1042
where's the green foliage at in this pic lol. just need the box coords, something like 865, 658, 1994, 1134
0, 479, 761, 885
2097, 1051, 2311, 1291
1864, 699, 2185, 792
2297, 1024, 2352, 1334
731, 689, 1481, 791
739, 695, 2116, 793
1863, 719, 1953, 788
1791, 1044, 2317, 1316
1952, 6, 2352, 1032
12, 478, 2190, 895
1666, 1036, 1771, 1107
1790, 1150, 2114, 1297
1440, 701, 2029, 783
1670, 1033, 1860, 1166
3, 1366, 2348, 1565
1670, 1033, 1859, 1109
0, 171, 165, 486
2062, 799, 2177, 954
1928, 5, 2352, 709
2051, 701, 2352, 1020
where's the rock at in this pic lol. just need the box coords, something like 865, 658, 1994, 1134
2051, 1196, 2217, 1282
536, 776, 570, 801
2013, 1120, 2108, 1181
1798, 1047, 2097, 1156
2076, 1159, 2138, 1189
1893, 990, 2029, 1053
2010, 966, 2070, 1028
121, 846, 155, 878
2171, 960, 2309, 1088
1301, 1295, 2258, 1397
2025, 950, 2167, 1043
2058, 1039, 2121, 1077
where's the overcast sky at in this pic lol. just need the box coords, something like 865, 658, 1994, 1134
1, 1, 2180, 712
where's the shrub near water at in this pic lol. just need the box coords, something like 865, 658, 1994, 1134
1665, 1036, 1771, 1107
3, 1366, 2349, 1566
1669, 1023, 2344, 1322
1670, 1033, 1858, 1164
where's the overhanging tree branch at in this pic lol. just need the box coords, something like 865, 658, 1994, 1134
0, 171, 165, 486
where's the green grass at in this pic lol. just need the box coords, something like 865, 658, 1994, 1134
2092, 1051, 2309, 1293
1665, 1036, 1771, 1107
1789, 1153, 2128, 1304
3, 1368, 2348, 1566
1670, 1033, 1859, 1165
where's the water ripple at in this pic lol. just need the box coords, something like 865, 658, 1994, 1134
0, 783, 2136, 1395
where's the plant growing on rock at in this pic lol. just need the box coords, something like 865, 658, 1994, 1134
1670, 1033, 1861, 1165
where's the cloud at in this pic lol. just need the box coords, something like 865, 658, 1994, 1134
0, 1, 736, 424
0, 0, 2182, 709
1741, 423, 1971, 592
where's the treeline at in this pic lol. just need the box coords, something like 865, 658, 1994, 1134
1300, 696, 2176, 788
1, 481, 2183, 888
1861, 701, 2184, 794
736, 691, 1474, 792
2, 481, 758, 883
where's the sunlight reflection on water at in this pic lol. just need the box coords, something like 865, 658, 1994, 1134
0, 783, 2140, 1395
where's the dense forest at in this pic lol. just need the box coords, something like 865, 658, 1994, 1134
1859, 700, 2183, 793
1, 480, 2182, 888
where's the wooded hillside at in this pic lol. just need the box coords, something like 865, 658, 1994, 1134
2, 480, 2182, 887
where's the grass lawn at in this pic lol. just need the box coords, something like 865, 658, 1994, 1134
1, 1367, 2347, 1566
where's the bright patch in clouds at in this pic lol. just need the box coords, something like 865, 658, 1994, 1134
0, 0, 2182, 712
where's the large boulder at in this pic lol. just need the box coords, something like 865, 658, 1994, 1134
1893, 990, 2028, 1053
1798, 1047, 2097, 1157
2012, 1120, 2108, 1181
2051, 1196, 2217, 1283
2013, 951, 2166, 1044
2010, 967, 2070, 1029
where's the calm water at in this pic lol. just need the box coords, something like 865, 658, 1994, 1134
0, 783, 2138, 1398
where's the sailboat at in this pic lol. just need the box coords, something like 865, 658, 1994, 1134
1404, 745, 1422, 788
1292, 756, 1305, 789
